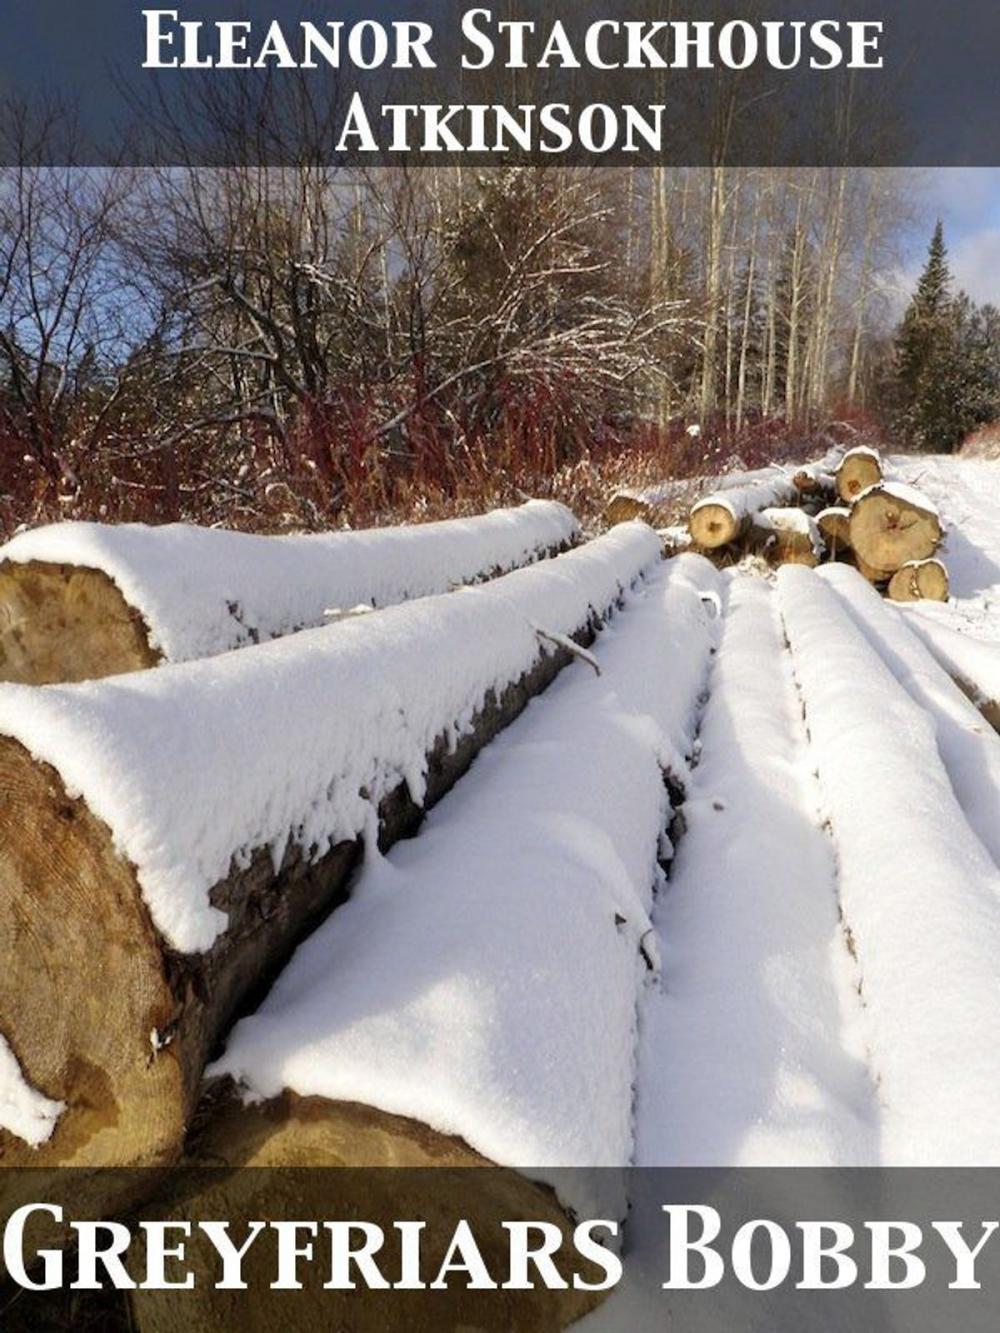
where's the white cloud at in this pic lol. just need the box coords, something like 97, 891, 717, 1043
948, 229, 1000, 307
884, 223, 1000, 321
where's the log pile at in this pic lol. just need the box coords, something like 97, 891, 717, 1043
0, 525, 658, 1191
685, 445, 950, 603
124, 554, 720, 1332
0, 520, 692, 1329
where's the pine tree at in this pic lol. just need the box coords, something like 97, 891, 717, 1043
889, 222, 999, 451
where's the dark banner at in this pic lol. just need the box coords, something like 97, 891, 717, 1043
0, 0, 999, 165
4, 1168, 1000, 1330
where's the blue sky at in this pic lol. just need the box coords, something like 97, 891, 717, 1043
897, 169, 1000, 310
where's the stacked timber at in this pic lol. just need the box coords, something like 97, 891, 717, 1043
607, 448, 843, 536
685, 444, 950, 602
0, 500, 580, 685
0, 524, 661, 1186
687, 453, 839, 555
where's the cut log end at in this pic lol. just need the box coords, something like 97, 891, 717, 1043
848, 488, 942, 575
689, 501, 741, 550
603, 493, 652, 528
836, 450, 882, 503
0, 560, 159, 685
0, 736, 182, 1171
127, 1090, 603, 1332
887, 559, 950, 603
750, 526, 820, 568
854, 556, 892, 585
817, 507, 852, 558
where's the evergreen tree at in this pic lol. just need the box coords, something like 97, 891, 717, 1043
889, 222, 1000, 451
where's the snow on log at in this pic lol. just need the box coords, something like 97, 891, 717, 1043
127, 553, 721, 1333
847, 481, 942, 575
886, 558, 950, 603
816, 506, 852, 556
633, 576, 877, 1168
789, 447, 843, 498
835, 445, 882, 502
0, 523, 660, 1174
192, 557, 720, 1202
607, 467, 775, 531
820, 563, 1000, 868
777, 566, 1000, 1162
751, 507, 823, 567
687, 453, 839, 554
0, 501, 579, 684
689, 478, 798, 549
901, 608, 1000, 732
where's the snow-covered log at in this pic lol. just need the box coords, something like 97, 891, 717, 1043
198, 555, 720, 1200
750, 507, 823, 567
820, 564, 1000, 867
816, 506, 852, 556
777, 566, 1000, 1162
689, 477, 799, 549
0, 501, 580, 684
835, 445, 882, 502
886, 557, 950, 603
0, 524, 660, 1176
633, 576, 877, 1168
122, 556, 720, 1333
604, 491, 654, 527
901, 609, 1000, 732
847, 481, 942, 576
688, 457, 837, 552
